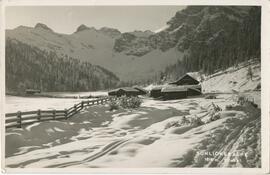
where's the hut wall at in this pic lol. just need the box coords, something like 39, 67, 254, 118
150, 89, 162, 98
187, 88, 201, 96
162, 91, 187, 100
108, 91, 117, 96
136, 90, 147, 95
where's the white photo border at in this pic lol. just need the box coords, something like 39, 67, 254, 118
0, 0, 269, 174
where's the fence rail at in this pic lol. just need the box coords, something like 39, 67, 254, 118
5, 96, 117, 129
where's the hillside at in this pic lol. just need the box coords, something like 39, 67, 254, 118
6, 39, 120, 93
202, 60, 261, 93
158, 6, 260, 82
6, 6, 260, 83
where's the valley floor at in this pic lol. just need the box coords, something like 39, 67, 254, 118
5, 93, 261, 168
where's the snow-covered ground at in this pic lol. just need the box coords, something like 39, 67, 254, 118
5, 96, 85, 113
5, 93, 261, 168
5, 91, 108, 113
43, 91, 108, 98
202, 62, 260, 93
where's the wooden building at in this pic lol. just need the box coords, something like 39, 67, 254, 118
187, 85, 202, 96
108, 89, 119, 96
161, 86, 188, 100
169, 73, 202, 97
169, 74, 200, 86
25, 89, 41, 95
108, 87, 140, 97
149, 74, 202, 100
149, 86, 163, 98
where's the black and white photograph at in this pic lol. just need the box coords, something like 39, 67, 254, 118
1, 0, 269, 173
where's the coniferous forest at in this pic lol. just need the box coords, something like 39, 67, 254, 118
6, 39, 120, 93
161, 6, 261, 81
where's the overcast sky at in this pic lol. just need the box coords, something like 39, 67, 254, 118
6, 6, 186, 34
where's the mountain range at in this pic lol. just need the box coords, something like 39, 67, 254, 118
6, 6, 260, 91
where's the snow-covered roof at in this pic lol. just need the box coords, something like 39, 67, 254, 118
120, 87, 139, 92
169, 73, 200, 85
186, 72, 201, 81
161, 86, 187, 92
109, 87, 139, 93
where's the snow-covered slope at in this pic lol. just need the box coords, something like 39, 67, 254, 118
6, 24, 181, 82
202, 61, 260, 93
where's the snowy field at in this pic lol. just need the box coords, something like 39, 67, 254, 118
5, 91, 108, 113
44, 91, 108, 98
5, 93, 261, 168
6, 96, 87, 113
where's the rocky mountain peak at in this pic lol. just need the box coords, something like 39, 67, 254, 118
75, 24, 96, 33
129, 30, 154, 37
34, 23, 53, 32
99, 27, 121, 38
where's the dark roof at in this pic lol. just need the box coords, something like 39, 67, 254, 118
109, 87, 139, 93
169, 74, 200, 85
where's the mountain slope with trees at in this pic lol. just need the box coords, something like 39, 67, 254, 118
160, 6, 260, 81
6, 39, 120, 93
5, 6, 261, 85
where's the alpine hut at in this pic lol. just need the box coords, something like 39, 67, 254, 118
108, 88, 119, 96
169, 73, 202, 96
169, 73, 200, 86
149, 86, 163, 98
161, 86, 188, 100
25, 89, 41, 95
108, 87, 140, 97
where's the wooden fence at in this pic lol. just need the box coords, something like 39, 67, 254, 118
5, 96, 117, 129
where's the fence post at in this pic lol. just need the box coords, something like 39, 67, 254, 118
81, 101, 84, 109
74, 104, 77, 114
17, 111, 22, 128
53, 110, 56, 120
37, 109, 41, 121
64, 109, 68, 120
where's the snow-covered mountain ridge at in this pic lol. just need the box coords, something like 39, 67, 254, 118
6, 6, 259, 82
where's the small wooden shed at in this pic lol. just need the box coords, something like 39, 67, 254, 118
108, 88, 120, 96
108, 87, 140, 97
150, 86, 163, 98
25, 89, 41, 95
